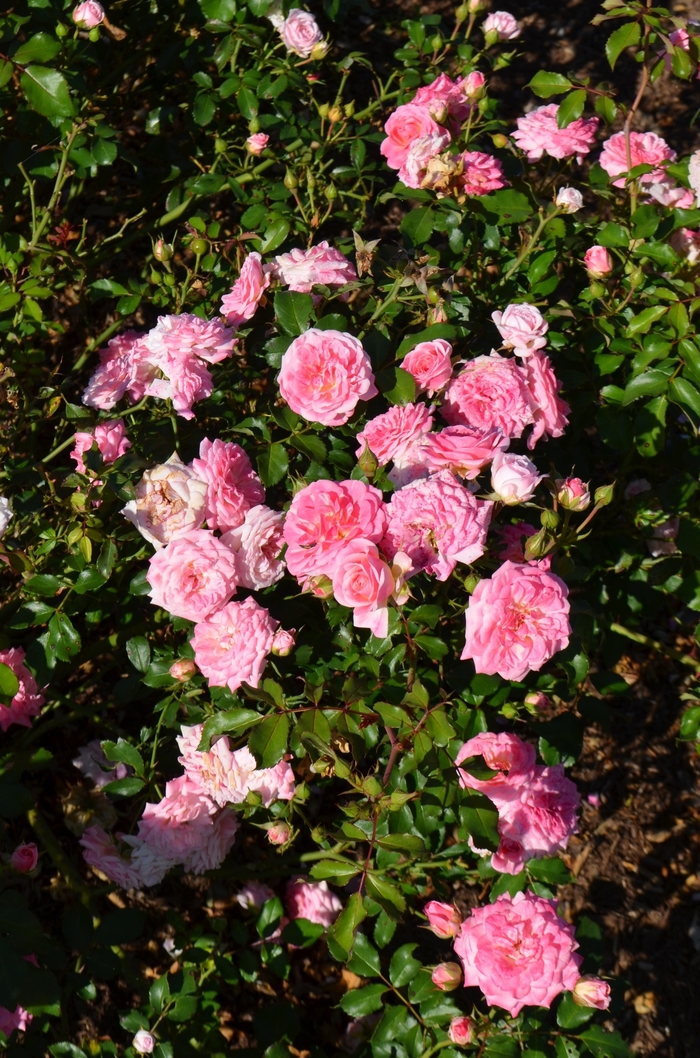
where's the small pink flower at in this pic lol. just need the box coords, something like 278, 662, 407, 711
424, 901, 462, 939
495, 764, 580, 866
431, 962, 462, 991
355, 402, 434, 469
169, 659, 196, 681
191, 438, 265, 533
79, 826, 143, 889
482, 10, 520, 40
10, 843, 38, 873
586, 792, 601, 808
272, 241, 357, 293
0, 1004, 32, 1038
512, 104, 599, 163
332, 539, 396, 639
136, 775, 239, 875
422, 425, 507, 480
191, 598, 278, 693
463, 70, 486, 99
133, 1031, 156, 1055
490, 450, 543, 505
584, 246, 613, 278
220, 252, 270, 328
522, 351, 570, 450
645, 174, 695, 209
441, 352, 534, 440
142, 313, 236, 419
573, 976, 611, 1010
177, 723, 295, 807
402, 339, 453, 396
380, 104, 446, 170
236, 881, 276, 910
556, 477, 590, 511
246, 133, 269, 156
222, 505, 286, 590
413, 73, 474, 130
492, 303, 548, 358
524, 691, 551, 710
146, 529, 238, 622
458, 151, 506, 196
455, 732, 536, 796
70, 418, 131, 474
72, 1, 104, 27
670, 227, 700, 263
278, 328, 377, 426
0, 648, 44, 732
278, 9, 324, 57
285, 877, 342, 927
82, 331, 156, 411
448, 1016, 474, 1046
268, 821, 291, 845
555, 186, 583, 212
599, 130, 675, 188
399, 131, 451, 189
271, 628, 295, 656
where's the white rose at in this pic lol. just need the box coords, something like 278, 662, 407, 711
555, 186, 583, 213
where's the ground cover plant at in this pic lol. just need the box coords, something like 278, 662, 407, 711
1, 0, 700, 1056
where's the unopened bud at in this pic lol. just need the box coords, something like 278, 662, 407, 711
523, 526, 549, 560
344, 101, 355, 118
430, 33, 442, 51
310, 40, 328, 60
267, 821, 291, 845
484, 29, 499, 47
88, 25, 101, 41
317, 103, 329, 119
491, 133, 509, 149
325, 182, 338, 201
305, 574, 333, 599
56, 22, 69, 37
284, 170, 299, 190
455, 3, 471, 23
594, 483, 615, 507
572, 975, 611, 1010
463, 573, 480, 594
132, 1031, 156, 1055
215, 137, 227, 154
307, 171, 316, 190
248, 117, 260, 134
153, 238, 173, 263
11, 843, 38, 873
170, 659, 196, 682
540, 508, 560, 530
327, 106, 343, 124
524, 691, 551, 712
357, 443, 378, 479
448, 1016, 474, 1046
271, 628, 295, 656
431, 962, 462, 991
556, 477, 591, 512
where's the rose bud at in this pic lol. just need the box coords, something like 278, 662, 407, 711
584, 245, 613, 278
246, 133, 269, 156
491, 451, 543, 505
267, 821, 291, 845
594, 483, 615, 507
431, 962, 462, 991
482, 11, 520, 43
572, 975, 611, 1010
424, 901, 462, 939
132, 1030, 156, 1055
556, 477, 591, 512
169, 659, 196, 682
448, 1016, 474, 1046
271, 629, 295, 657
72, 1, 105, 28
462, 71, 486, 100
556, 186, 583, 213
305, 575, 333, 599
524, 691, 550, 711
11, 843, 38, 873
357, 443, 379, 479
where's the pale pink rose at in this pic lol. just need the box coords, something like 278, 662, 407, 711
496, 521, 537, 562
72, 739, 130, 788
458, 151, 506, 196
512, 104, 599, 162
382, 470, 493, 581
495, 764, 580, 869
599, 130, 675, 188
70, 418, 131, 475
285, 877, 342, 927
490, 449, 543, 504
455, 732, 536, 796
121, 834, 174, 887
236, 881, 276, 910
146, 356, 214, 420
142, 314, 236, 419
80, 825, 143, 889
422, 425, 507, 480
283, 479, 387, 581
492, 303, 548, 358
222, 505, 285, 590
271, 628, 295, 655
584, 245, 613, 277
278, 328, 376, 426
399, 130, 452, 189
268, 821, 291, 845
220, 252, 270, 327
448, 1016, 473, 1047
441, 352, 534, 439
525, 691, 551, 710
191, 438, 264, 533
355, 403, 434, 468
121, 453, 208, 548
278, 9, 323, 57
645, 174, 695, 209
177, 723, 295, 807
271, 241, 357, 293
463, 70, 486, 98
431, 962, 462, 991
462, 560, 571, 680
424, 901, 462, 939
413, 72, 474, 129
73, 1, 104, 27
689, 148, 700, 205
482, 10, 520, 40
454, 891, 582, 1016
647, 515, 679, 557
82, 331, 156, 410
402, 339, 453, 396
556, 477, 590, 511
332, 539, 396, 638
133, 1031, 156, 1055
555, 186, 583, 212
246, 133, 269, 156
146, 529, 238, 622
380, 104, 446, 170
522, 351, 570, 450
0, 647, 44, 732
490, 831, 527, 875
0, 1004, 32, 1038
191, 597, 278, 693
10, 843, 38, 873
670, 227, 700, 263
169, 659, 196, 681
136, 775, 239, 875
573, 976, 611, 1010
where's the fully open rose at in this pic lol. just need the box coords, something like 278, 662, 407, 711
278, 328, 377, 426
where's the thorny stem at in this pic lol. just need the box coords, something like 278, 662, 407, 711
501, 209, 560, 284
29, 123, 84, 249
609, 621, 700, 671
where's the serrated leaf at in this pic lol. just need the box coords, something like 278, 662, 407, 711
338, 982, 387, 1017
328, 891, 367, 958
20, 66, 74, 119
459, 791, 499, 851
289, 433, 327, 463
102, 777, 145, 797
102, 738, 144, 775
364, 872, 406, 914
605, 21, 641, 69
346, 931, 381, 977
13, 33, 62, 64
557, 991, 597, 1030
670, 376, 700, 418
126, 636, 151, 674
376, 365, 416, 406
621, 368, 670, 405
375, 833, 425, 854
24, 574, 62, 597
579, 1025, 631, 1057
389, 944, 421, 987
625, 305, 668, 338
46, 613, 81, 662
401, 207, 436, 245
309, 860, 361, 883
257, 443, 288, 487
274, 291, 314, 336
528, 71, 573, 97
149, 974, 170, 1015
198, 708, 261, 750
556, 89, 587, 128
248, 712, 289, 767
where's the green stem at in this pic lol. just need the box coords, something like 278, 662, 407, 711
420, 1040, 454, 1058
18, 162, 38, 243
29, 123, 83, 249
609, 622, 700, 671
501, 209, 559, 284
42, 432, 77, 464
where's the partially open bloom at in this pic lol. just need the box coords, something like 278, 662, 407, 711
442, 353, 534, 440
572, 976, 611, 1010
424, 901, 462, 939
278, 9, 324, 57
512, 104, 598, 163
458, 150, 506, 196
191, 597, 278, 693
121, 453, 208, 548
82, 331, 155, 410
146, 529, 238, 622
278, 328, 377, 426
133, 1031, 156, 1055
422, 425, 507, 480
191, 438, 265, 533
285, 877, 342, 927
177, 723, 295, 807
599, 130, 675, 188
136, 775, 239, 875
402, 338, 453, 395
0, 647, 44, 732
456, 731, 536, 795
170, 659, 196, 682
272, 241, 357, 293
222, 505, 286, 590
555, 186, 583, 212
355, 403, 434, 469
220, 252, 270, 327
70, 419, 131, 475
271, 628, 295, 656
10, 843, 38, 873
490, 450, 543, 505
413, 73, 474, 130
556, 477, 590, 511
246, 133, 269, 156
0, 1004, 32, 1038
448, 1017, 474, 1046
332, 539, 396, 638
492, 303, 548, 358
72, 1, 104, 28
522, 351, 570, 450
584, 245, 613, 278
399, 130, 452, 189
268, 821, 291, 845
431, 962, 462, 991
380, 104, 446, 170
482, 10, 520, 40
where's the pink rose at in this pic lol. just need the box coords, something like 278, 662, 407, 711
82, 331, 156, 410
271, 627, 295, 656
285, 877, 342, 927
0, 647, 44, 732
462, 560, 571, 680
490, 450, 543, 504
169, 659, 196, 681
355, 402, 434, 468
73, 1, 104, 27
332, 539, 396, 638
599, 130, 675, 188
512, 104, 599, 162
463, 70, 486, 98
496, 521, 537, 562
431, 962, 462, 991
573, 976, 611, 1010
455, 732, 536, 796
133, 1031, 156, 1055
80, 825, 144, 889
146, 529, 238, 622
482, 10, 520, 40
584, 245, 613, 277
525, 691, 551, 711
454, 891, 582, 1016
72, 740, 130, 788
402, 339, 453, 396
70, 418, 131, 475
689, 148, 700, 204
458, 150, 507, 196
441, 352, 534, 439
278, 328, 377, 426
522, 351, 570, 450
399, 131, 452, 189
220, 252, 270, 327
555, 186, 583, 212
272, 241, 357, 293
190, 597, 278, 693
556, 477, 590, 511
278, 9, 324, 57
246, 133, 269, 156
380, 104, 446, 170
491, 303, 548, 358
670, 227, 700, 263
177, 723, 295, 806
645, 174, 695, 209
422, 424, 507, 480
236, 881, 276, 910
495, 764, 580, 869
191, 437, 265, 533
136, 775, 239, 875
222, 505, 286, 590
448, 1017, 473, 1046
10, 843, 38, 873
142, 313, 237, 419
267, 821, 291, 845
424, 901, 462, 939
0, 1003, 32, 1038
413, 73, 474, 130
121, 453, 208, 548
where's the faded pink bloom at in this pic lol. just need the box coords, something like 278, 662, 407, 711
191, 438, 264, 533
432, 962, 462, 991
10, 843, 38, 873
278, 9, 323, 57
272, 241, 357, 293
455, 732, 536, 796
380, 104, 446, 170
495, 764, 580, 869
458, 151, 506, 196
496, 521, 537, 562
573, 976, 611, 1009
483, 10, 520, 40
647, 515, 679, 557
82, 331, 156, 410
72, 739, 130, 788
454, 891, 582, 1016
332, 539, 396, 638
220, 252, 270, 327
136, 775, 239, 875
584, 245, 613, 277
423, 425, 507, 480
0, 1004, 32, 1038
80, 825, 143, 889
522, 351, 570, 450
70, 418, 131, 475
246, 133, 269, 156
599, 130, 675, 188
424, 901, 462, 939
284, 479, 387, 581
492, 303, 548, 358
142, 314, 236, 419
0, 648, 44, 732
462, 560, 571, 680
624, 478, 651, 500
146, 529, 238, 622
278, 328, 376, 426
177, 723, 295, 807
399, 130, 452, 189
512, 104, 599, 162
236, 881, 276, 910
645, 174, 695, 209
442, 353, 534, 440
191, 597, 278, 693
170, 659, 196, 681
222, 505, 285, 590
121, 453, 208, 548
268, 821, 291, 845
555, 186, 583, 212
285, 877, 342, 927
382, 470, 492, 581
72, 1, 104, 27
490, 450, 543, 505
670, 227, 700, 263
556, 477, 590, 511
355, 403, 434, 468
413, 73, 474, 130
402, 339, 453, 396
448, 1016, 473, 1046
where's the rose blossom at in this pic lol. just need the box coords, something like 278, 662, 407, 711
283, 479, 387, 581
146, 529, 238, 622
456, 732, 536, 796
584, 245, 613, 277
80, 825, 143, 889
424, 901, 462, 939
72, 739, 130, 788
268, 821, 291, 845
142, 313, 236, 419
448, 1017, 473, 1046
136, 775, 239, 875
423, 425, 507, 480
70, 418, 131, 475
556, 477, 590, 511
10, 843, 38, 873
82, 331, 156, 411
285, 877, 342, 927
402, 338, 453, 395
599, 130, 675, 188
170, 659, 196, 681
246, 133, 269, 156
490, 450, 543, 505
133, 1031, 156, 1055
512, 104, 599, 162
496, 521, 537, 562
494, 764, 580, 870
191, 438, 265, 533
556, 186, 583, 212
482, 10, 520, 40
462, 560, 571, 680
220, 252, 270, 327
382, 470, 493, 581
236, 881, 276, 910
355, 403, 434, 469
121, 453, 208, 548
573, 976, 611, 1009
72, 1, 104, 27
0, 648, 44, 732
380, 104, 446, 170
522, 351, 570, 449
177, 723, 295, 807
332, 539, 397, 638
492, 303, 548, 358
441, 352, 534, 439
431, 963, 462, 991
191, 597, 278, 693
413, 73, 474, 130
458, 151, 507, 196
645, 174, 695, 209
272, 241, 357, 293
278, 9, 324, 57
670, 227, 700, 263
454, 891, 581, 1016
221, 505, 285, 590
0, 1003, 32, 1038
278, 328, 377, 426
398, 130, 452, 189
689, 149, 700, 205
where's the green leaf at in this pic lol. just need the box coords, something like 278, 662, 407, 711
280, 918, 325, 947
389, 944, 421, 987
634, 395, 667, 457
200, 0, 237, 18
24, 574, 62, 596
73, 568, 107, 595
401, 207, 436, 245
102, 738, 144, 775
149, 974, 170, 1016
236, 86, 259, 120
289, 433, 327, 463
557, 991, 597, 1030
309, 860, 361, 883
101, 777, 146, 797
528, 71, 573, 97
13, 33, 62, 64
375, 833, 425, 854
248, 712, 289, 767
459, 791, 499, 851
0, 663, 20, 701
259, 217, 290, 254
126, 636, 151, 674
671, 44, 693, 79
20, 66, 74, 119
578, 1025, 631, 1057
555, 1037, 582, 1058
527, 856, 573, 885
556, 89, 587, 128
346, 931, 381, 977
621, 368, 670, 405
47, 613, 81, 662
274, 291, 314, 336
478, 189, 533, 225
257, 443, 288, 487
338, 983, 387, 1017
397, 324, 456, 357
605, 21, 641, 69
198, 708, 261, 750
364, 872, 406, 914
670, 376, 700, 418
679, 704, 700, 741
596, 222, 629, 248
193, 93, 216, 126
376, 365, 416, 406
625, 305, 668, 338
595, 94, 618, 124
328, 892, 367, 958
256, 896, 284, 938
631, 205, 659, 240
